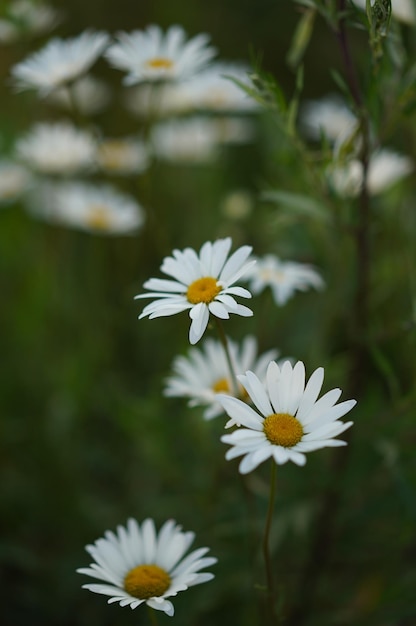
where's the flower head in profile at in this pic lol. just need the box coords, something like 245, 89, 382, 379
16, 122, 96, 175
351, 0, 415, 25
165, 335, 279, 419
151, 117, 219, 164
136, 238, 254, 344
300, 95, 358, 147
96, 137, 150, 176
106, 24, 216, 85
11, 30, 109, 95
77, 518, 217, 617
245, 254, 324, 306
329, 149, 413, 197
30, 181, 145, 235
0, 160, 31, 205
0, 0, 61, 44
219, 360, 356, 474
48, 75, 111, 115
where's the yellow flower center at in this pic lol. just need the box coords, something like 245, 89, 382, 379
187, 277, 222, 305
146, 57, 174, 70
263, 413, 303, 447
212, 377, 230, 393
124, 564, 171, 599
86, 204, 111, 231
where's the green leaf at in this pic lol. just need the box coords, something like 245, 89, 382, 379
262, 189, 329, 221
287, 7, 317, 70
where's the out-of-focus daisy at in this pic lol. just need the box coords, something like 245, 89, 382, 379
213, 117, 255, 144
221, 190, 253, 221
329, 149, 413, 197
245, 254, 324, 306
106, 24, 216, 85
96, 137, 150, 176
77, 517, 216, 617
47, 75, 111, 115
16, 121, 96, 175
0, 1, 60, 44
165, 335, 279, 419
300, 95, 358, 147
219, 360, 356, 473
179, 62, 259, 113
30, 181, 144, 235
124, 83, 191, 118
352, 0, 416, 24
0, 160, 31, 205
135, 237, 254, 345
11, 30, 110, 95
151, 118, 219, 164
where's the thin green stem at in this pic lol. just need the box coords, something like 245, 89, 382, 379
147, 605, 159, 626
262, 460, 278, 622
214, 317, 239, 397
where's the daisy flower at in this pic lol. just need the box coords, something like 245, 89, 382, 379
151, 118, 219, 164
77, 517, 217, 617
105, 24, 216, 85
48, 75, 111, 115
11, 30, 110, 95
96, 137, 150, 176
135, 237, 254, 345
165, 335, 279, 419
0, 1, 60, 44
245, 254, 324, 306
219, 360, 356, 473
0, 160, 31, 205
16, 122, 96, 175
329, 149, 413, 197
300, 95, 358, 147
29, 181, 145, 235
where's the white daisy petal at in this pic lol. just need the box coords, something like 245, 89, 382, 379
217, 394, 264, 430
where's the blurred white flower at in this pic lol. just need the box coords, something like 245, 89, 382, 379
16, 122, 96, 175
300, 95, 358, 147
213, 117, 255, 144
106, 24, 216, 85
47, 75, 111, 115
11, 30, 110, 95
219, 360, 356, 472
151, 118, 219, 164
351, 0, 416, 25
329, 149, 413, 197
149, 62, 259, 113
77, 517, 217, 617
124, 83, 189, 118
0, 160, 31, 205
30, 181, 145, 235
136, 237, 254, 345
165, 335, 279, 420
221, 190, 253, 220
245, 255, 324, 305
0, 1, 60, 44
96, 137, 150, 176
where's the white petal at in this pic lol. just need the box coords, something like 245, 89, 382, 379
217, 394, 264, 430
239, 370, 273, 416
296, 367, 324, 420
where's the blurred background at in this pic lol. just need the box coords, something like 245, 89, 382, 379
1, 1, 416, 625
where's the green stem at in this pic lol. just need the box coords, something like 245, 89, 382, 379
214, 317, 239, 397
147, 605, 159, 626
262, 460, 278, 622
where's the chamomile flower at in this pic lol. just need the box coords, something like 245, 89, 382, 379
96, 137, 150, 175
165, 335, 279, 419
106, 24, 216, 85
136, 237, 254, 345
0, 0, 60, 44
48, 75, 111, 115
219, 360, 356, 473
245, 255, 324, 306
77, 518, 217, 617
11, 30, 110, 95
30, 181, 144, 235
0, 160, 31, 205
301, 95, 358, 146
329, 149, 413, 197
16, 122, 96, 175
151, 118, 219, 163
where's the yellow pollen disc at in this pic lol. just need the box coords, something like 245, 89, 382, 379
263, 413, 303, 447
187, 277, 222, 305
212, 377, 231, 393
146, 57, 174, 69
124, 564, 171, 599
86, 204, 111, 230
